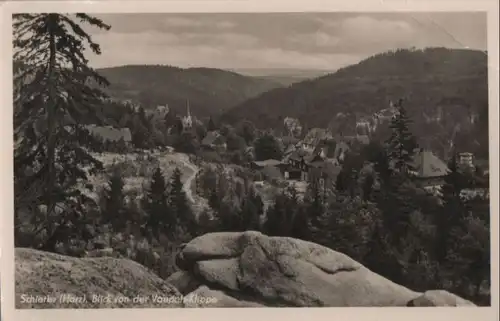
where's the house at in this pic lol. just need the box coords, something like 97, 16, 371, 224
85, 125, 132, 145
201, 131, 227, 152
282, 149, 311, 181
250, 159, 283, 170
409, 149, 449, 193
457, 152, 474, 169
301, 128, 333, 152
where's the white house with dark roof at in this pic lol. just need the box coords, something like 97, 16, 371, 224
409, 149, 449, 193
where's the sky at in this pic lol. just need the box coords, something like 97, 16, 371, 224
85, 12, 487, 71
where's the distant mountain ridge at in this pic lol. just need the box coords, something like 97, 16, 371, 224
231, 68, 333, 86
221, 47, 489, 158
96, 64, 283, 118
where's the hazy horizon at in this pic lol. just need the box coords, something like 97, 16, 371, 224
86, 12, 487, 71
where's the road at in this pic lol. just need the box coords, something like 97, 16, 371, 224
180, 159, 198, 204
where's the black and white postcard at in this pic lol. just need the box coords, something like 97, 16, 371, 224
1, 1, 498, 321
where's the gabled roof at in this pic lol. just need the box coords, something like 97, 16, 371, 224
410, 149, 449, 178
253, 159, 282, 167
86, 125, 132, 142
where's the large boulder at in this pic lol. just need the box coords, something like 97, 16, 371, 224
173, 231, 424, 307
15, 248, 182, 308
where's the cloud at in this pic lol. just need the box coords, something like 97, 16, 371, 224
162, 17, 203, 28
86, 12, 487, 70
215, 21, 236, 30
286, 15, 417, 54
336, 16, 415, 40
288, 32, 341, 48
181, 32, 260, 48
233, 48, 362, 70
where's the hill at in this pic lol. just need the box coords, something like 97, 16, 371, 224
96, 65, 283, 118
222, 48, 489, 158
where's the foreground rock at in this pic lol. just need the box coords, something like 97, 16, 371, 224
15, 248, 182, 308
171, 231, 475, 307
407, 290, 475, 307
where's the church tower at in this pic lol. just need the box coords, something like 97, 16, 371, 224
182, 99, 193, 129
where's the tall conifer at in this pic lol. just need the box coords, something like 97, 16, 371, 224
13, 14, 111, 250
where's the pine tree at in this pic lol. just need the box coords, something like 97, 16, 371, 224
305, 176, 325, 230
130, 117, 150, 149
386, 99, 418, 175
239, 194, 261, 232
142, 167, 172, 239
290, 206, 311, 240
168, 167, 194, 238
264, 192, 291, 236
253, 134, 283, 161
207, 117, 217, 131
13, 14, 110, 250
362, 173, 375, 201
436, 154, 466, 263
373, 146, 393, 188
102, 170, 126, 230
137, 106, 150, 129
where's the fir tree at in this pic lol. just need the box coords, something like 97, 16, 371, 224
168, 167, 194, 238
436, 154, 467, 263
290, 206, 311, 240
130, 117, 151, 149
253, 134, 283, 161
373, 146, 393, 188
386, 99, 418, 175
305, 176, 325, 230
264, 192, 291, 236
102, 170, 127, 230
142, 167, 172, 239
137, 106, 151, 129
13, 14, 110, 251
239, 192, 261, 232
362, 173, 375, 201
207, 117, 217, 131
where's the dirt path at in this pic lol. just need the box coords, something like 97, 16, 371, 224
179, 158, 198, 204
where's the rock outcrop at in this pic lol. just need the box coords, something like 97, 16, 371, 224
407, 290, 476, 307
15, 232, 476, 308
171, 231, 476, 307
15, 248, 182, 308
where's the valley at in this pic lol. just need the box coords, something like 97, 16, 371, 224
12, 11, 492, 309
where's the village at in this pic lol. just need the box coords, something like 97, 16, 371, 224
83, 99, 490, 204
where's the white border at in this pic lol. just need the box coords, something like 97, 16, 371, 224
1, 1, 498, 321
